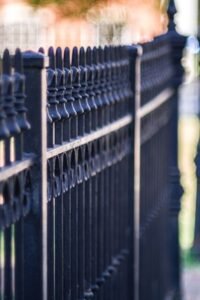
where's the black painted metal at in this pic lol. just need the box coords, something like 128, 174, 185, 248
0, 5, 185, 299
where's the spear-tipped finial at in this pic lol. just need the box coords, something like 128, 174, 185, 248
86, 47, 92, 65
79, 47, 86, 67
98, 47, 104, 64
64, 47, 70, 69
3, 49, 11, 75
167, 0, 177, 31
92, 47, 99, 64
72, 47, 79, 67
14, 48, 23, 73
56, 47, 63, 69
38, 47, 45, 54
48, 47, 56, 69
104, 46, 110, 62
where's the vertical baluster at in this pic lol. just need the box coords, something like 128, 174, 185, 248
45, 46, 61, 147
86, 48, 97, 132
55, 47, 69, 145
77, 146, 85, 300
70, 150, 79, 300
104, 47, 113, 123
2, 49, 20, 164
54, 155, 64, 300
63, 153, 71, 300
95, 139, 103, 297
2, 49, 20, 300
63, 48, 76, 142
55, 47, 68, 300
46, 47, 60, 300
94, 141, 100, 292
0, 69, 9, 145
13, 49, 30, 160
110, 47, 119, 120
71, 47, 84, 138
79, 48, 91, 135
109, 134, 114, 300
103, 136, 111, 281
47, 158, 55, 300
13, 49, 30, 300
123, 47, 132, 115
98, 47, 109, 126
90, 142, 98, 295
105, 135, 112, 300
84, 144, 94, 299
115, 47, 124, 118
92, 47, 103, 129
97, 138, 105, 300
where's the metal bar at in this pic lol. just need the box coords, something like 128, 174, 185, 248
0, 158, 35, 182
133, 46, 142, 300
47, 115, 132, 159
137, 88, 173, 118
141, 45, 171, 63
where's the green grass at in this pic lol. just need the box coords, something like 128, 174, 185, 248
179, 116, 200, 265
181, 249, 200, 269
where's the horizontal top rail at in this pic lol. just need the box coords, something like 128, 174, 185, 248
137, 88, 174, 118
0, 155, 35, 182
141, 44, 171, 62
47, 114, 132, 159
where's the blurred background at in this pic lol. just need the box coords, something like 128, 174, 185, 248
0, 0, 169, 52
0, 0, 199, 298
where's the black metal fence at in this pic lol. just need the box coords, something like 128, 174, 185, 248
0, 2, 185, 300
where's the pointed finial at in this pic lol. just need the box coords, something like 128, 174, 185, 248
86, 47, 92, 65
38, 47, 45, 54
14, 48, 22, 73
71, 47, 79, 67
48, 47, 56, 69
167, 0, 177, 31
92, 47, 98, 64
104, 46, 110, 62
79, 47, 86, 66
98, 47, 104, 63
56, 47, 63, 69
64, 47, 70, 69
3, 49, 11, 75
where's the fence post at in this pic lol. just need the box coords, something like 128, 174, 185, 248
167, 0, 186, 297
22, 51, 49, 300
127, 45, 142, 300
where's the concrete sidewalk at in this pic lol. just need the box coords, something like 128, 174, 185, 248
179, 79, 200, 300
182, 266, 200, 300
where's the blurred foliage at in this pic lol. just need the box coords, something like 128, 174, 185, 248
26, 0, 107, 17
26, 0, 170, 18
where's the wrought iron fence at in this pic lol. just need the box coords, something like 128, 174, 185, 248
0, 2, 185, 300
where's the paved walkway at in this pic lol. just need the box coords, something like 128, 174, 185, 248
179, 79, 200, 300
179, 79, 199, 116
182, 266, 200, 300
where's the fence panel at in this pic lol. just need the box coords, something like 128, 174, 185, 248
43, 45, 135, 300
0, 2, 186, 298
